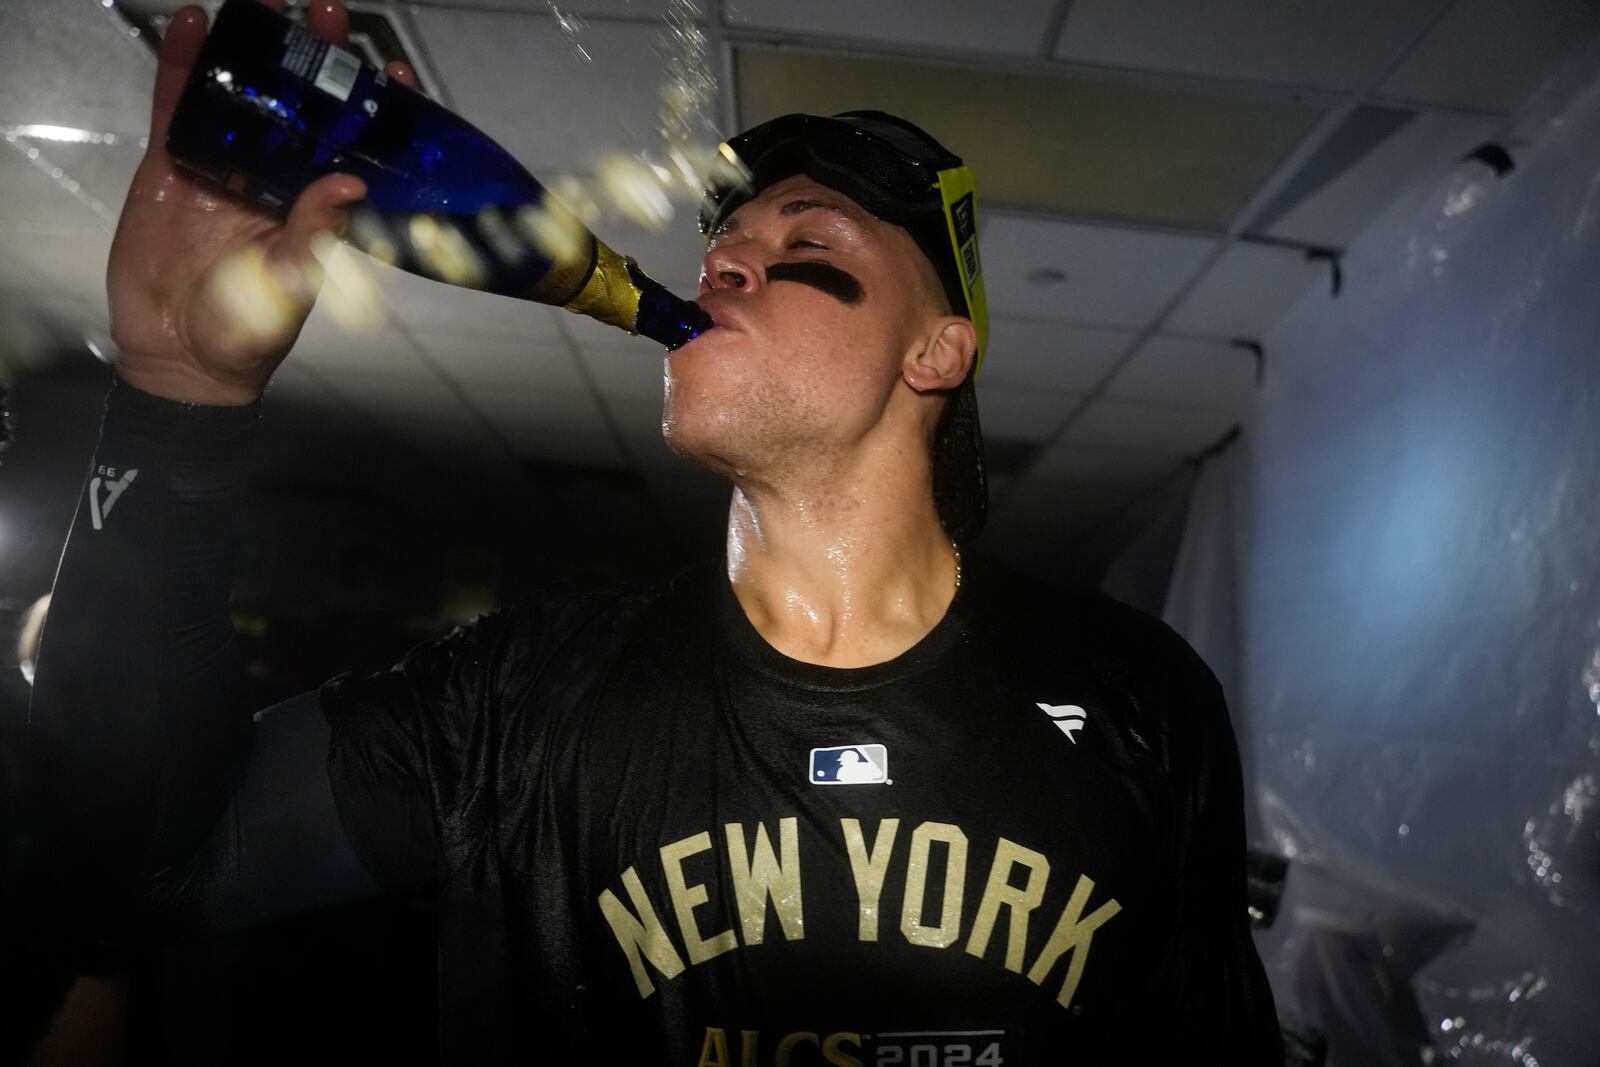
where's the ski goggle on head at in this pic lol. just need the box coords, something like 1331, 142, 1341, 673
699, 110, 990, 377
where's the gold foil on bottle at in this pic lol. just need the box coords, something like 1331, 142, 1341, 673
561, 239, 643, 332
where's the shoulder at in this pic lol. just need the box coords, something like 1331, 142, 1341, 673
966, 555, 1213, 685
964, 555, 1227, 772
323, 559, 720, 711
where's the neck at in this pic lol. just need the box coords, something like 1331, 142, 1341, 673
724, 454, 961, 669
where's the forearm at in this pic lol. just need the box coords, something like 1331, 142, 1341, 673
23, 375, 260, 971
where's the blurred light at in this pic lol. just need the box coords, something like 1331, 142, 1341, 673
6, 124, 121, 145
310, 232, 385, 331
407, 215, 486, 288
596, 155, 675, 230
85, 338, 110, 364
516, 200, 588, 265
202, 242, 304, 348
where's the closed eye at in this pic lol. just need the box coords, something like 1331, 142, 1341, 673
788, 239, 829, 251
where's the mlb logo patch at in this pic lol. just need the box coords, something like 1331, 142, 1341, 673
810, 744, 889, 786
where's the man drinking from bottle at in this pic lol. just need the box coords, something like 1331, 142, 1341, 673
17, 1, 1282, 1063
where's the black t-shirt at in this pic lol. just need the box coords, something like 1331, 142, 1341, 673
321, 559, 1280, 1065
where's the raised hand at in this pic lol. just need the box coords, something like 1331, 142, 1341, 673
106, 0, 417, 405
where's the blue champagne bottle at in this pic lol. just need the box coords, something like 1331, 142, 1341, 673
165, 0, 712, 349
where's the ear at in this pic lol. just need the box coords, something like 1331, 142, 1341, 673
902, 317, 977, 394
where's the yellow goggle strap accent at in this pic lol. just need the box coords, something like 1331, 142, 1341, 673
935, 164, 989, 378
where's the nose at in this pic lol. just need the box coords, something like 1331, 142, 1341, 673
700, 244, 759, 294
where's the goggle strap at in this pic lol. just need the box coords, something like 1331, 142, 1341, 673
935, 165, 989, 376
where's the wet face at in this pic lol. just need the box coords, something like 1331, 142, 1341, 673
662, 174, 957, 486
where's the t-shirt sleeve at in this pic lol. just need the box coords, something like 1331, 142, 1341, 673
317, 602, 537, 899
1151, 625, 1284, 1063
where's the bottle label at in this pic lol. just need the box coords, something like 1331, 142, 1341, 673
280, 22, 360, 102
313, 46, 361, 102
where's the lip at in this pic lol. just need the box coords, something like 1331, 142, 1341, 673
688, 294, 749, 335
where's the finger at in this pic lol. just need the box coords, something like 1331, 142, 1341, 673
304, 0, 352, 48
149, 5, 207, 146
385, 60, 418, 90
266, 173, 368, 281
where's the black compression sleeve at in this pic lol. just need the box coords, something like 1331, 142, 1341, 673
20, 377, 377, 975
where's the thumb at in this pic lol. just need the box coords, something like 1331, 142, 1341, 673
265, 173, 369, 289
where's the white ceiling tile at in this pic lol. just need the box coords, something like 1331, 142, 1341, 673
1264, 110, 1501, 248
577, 339, 669, 400
413, 10, 688, 174
460, 381, 599, 428
312, 368, 463, 416
1054, 0, 1448, 93
0, 289, 96, 367
1165, 241, 1327, 338
474, 385, 630, 467
612, 393, 688, 472
1104, 334, 1259, 413
1062, 398, 1237, 455
263, 359, 335, 406
1378, 0, 1600, 113
12, 137, 144, 225
978, 385, 1080, 443
727, 0, 1062, 57
1027, 443, 1185, 489
0, 0, 156, 137
0, 141, 113, 233
380, 263, 568, 345
982, 317, 1135, 393
410, 327, 587, 394
0, 224, 111, 303
981, 212, 1219, 326
294, 313, 436, 380
591, 217, 709, 290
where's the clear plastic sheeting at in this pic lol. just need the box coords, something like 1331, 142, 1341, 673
1163, 53, 1600, 1067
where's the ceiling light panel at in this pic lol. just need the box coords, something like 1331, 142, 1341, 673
738, 49, 1320, 228
727, 0, 1062, 57
1054, 0, 1449, 94
980, 212, 1218, 325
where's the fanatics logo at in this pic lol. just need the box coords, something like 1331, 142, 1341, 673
810, 744, 889, 785
1036, 703, 1087, 744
